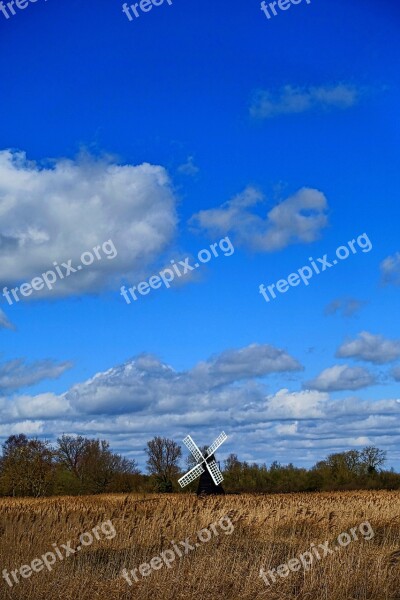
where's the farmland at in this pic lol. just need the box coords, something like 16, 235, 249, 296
0, 490, 399, 599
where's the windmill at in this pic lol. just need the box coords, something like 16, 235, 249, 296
178, 432, 227, 495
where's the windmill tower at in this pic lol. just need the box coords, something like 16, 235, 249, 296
178, 432, 227, 495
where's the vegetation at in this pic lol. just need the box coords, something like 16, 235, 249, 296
0, 491, 399, 599
145, 436, 182, 493
0, 434, 142, 497
0, 434, 399, 497
222, 446, 399, 493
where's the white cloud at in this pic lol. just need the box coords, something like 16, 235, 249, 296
306, 364, 376, 392
14, 393, 71, 420
191, 186, 328, 252
0, 150, 178, 297
250, 84, 359, 119
265, 388, 327, 419
0, 343, 301, 421
0, 420, 44, 436
336, 331, 400, 364
380, 252, 400, 286
190, 343, 302, 388
64, 344, 302, 416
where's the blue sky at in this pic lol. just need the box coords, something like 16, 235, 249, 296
0, 0, 399, 470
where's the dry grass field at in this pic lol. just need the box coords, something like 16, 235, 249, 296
0, 491, 399, 600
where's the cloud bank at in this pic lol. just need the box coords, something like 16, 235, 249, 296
0, 341, 399, 467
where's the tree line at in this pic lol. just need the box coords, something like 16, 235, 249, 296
0, 434, 399, 497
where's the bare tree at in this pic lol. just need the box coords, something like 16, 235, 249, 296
145, 437, 181, 492
56, 435, 140, 493
360, 446, 386, 474
56, 435, 88, 481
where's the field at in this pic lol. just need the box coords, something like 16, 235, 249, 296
0, 491, 399, 600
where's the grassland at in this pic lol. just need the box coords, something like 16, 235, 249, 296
0, 491, 399, 599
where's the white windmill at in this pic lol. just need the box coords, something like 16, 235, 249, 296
178, 432, 227, 488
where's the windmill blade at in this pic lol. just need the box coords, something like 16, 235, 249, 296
206, 459, 224, 486
178, 463, 205, 488
206, 431, 227, 457
183, 435, 205, 463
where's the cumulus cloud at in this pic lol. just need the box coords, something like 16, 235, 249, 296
264, 388, 327, 419
324, 297, 366, 318
14, 393, 71, 420
306, 364, 376, 392
64, 344, 302, 416
250, 83, 359, 119
336, 331, 400, 364
0, 359, 72, 394
0, 343, 301, 421
190, 343, 302, 388
380, 252, 400, 286
0, 150, 178, 297
191, 186, 328, 252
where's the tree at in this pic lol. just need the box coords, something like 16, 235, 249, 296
79, 439, 139, 493
55, 435, 140, 494
224, 453, 241, 472
56, 435, 88, 482
0, 435, 54, 497
145, 437, 182, 492
311, 447, 388, 490
360, 446, 386, 474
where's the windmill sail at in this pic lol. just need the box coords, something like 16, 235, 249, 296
206, 431, 227, 457
205, 459, 224, 486
183, 435, 204, 462
178, 431, 227, 492
178, 463, 205, 488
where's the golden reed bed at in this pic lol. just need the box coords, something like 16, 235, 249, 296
0, 491, 399, 599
